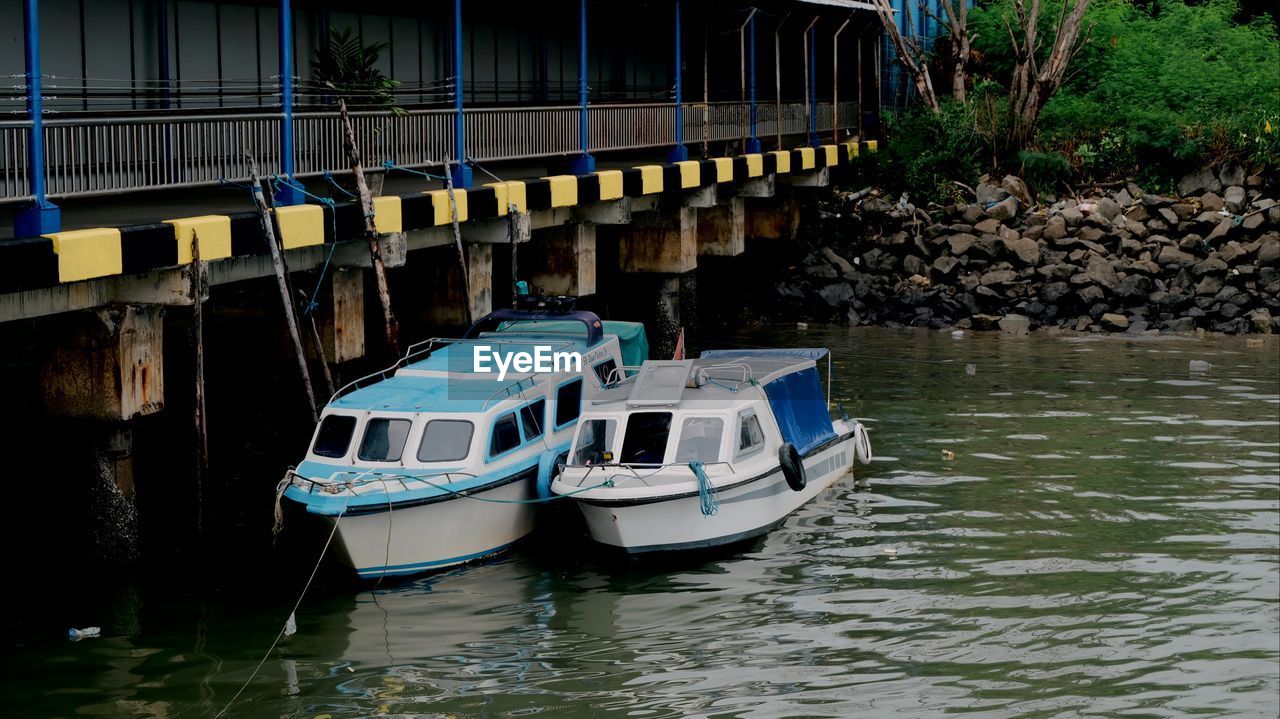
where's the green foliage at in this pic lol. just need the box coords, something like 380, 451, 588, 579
870, 101, 992, 203
311, 27, 402, 112
1017, 150, 1072, 190
966, 0, 1279, 182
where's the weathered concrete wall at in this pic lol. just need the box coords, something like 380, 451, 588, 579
41, 304, 165, 420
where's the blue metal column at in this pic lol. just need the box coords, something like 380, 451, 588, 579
745, 13, 760, 153
14, 0, 60, 236
807, 21, 819, 147
569, 0, 594, 174
275, 0, 304, 205
667, 0, 688, 162
451, 0, 472, 187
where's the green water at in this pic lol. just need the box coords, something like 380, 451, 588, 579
5, 328, 1279, 718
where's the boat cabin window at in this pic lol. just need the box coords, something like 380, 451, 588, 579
620, 412, 672, 465
489, 412, 521, 457
593, 358, 618, 385
737, 411, 765, 458
674, 416, 725, 464
417, 420, 474, 463
572, 418, 617, 465
555, 378, 584, 428
312, 415, 357, 459
520, 400, 546, 441
357, 418, 412, 462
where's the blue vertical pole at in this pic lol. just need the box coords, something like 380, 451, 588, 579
451, 0, 472, 187
569, 0, 594, 174
275, 0, 303, 205
807, 22, 819, 147
14, 0, 60, 236
745, 13, 760, 153
667, 0, 687, 162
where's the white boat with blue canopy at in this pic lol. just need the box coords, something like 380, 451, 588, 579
550, 348, 873, 553
281, 306, 647, 579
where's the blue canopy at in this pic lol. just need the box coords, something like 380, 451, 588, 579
761, 365, 837, 455
700, 348, 829, 361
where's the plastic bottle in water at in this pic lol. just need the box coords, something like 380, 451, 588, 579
68, 627, 101, 641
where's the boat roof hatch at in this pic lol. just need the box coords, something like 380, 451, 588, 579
627, 360, 695, 407
463, 309, 605, 347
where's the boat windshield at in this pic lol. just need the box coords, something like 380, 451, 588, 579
572, 418, 617, 465
312, 414, 357, 459
674, 416, 724, 463
620, 412, 672, 465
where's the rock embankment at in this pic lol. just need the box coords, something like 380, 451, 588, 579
781, 169, 1279, 334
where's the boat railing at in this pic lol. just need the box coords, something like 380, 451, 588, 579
562, 460, 737, 485
288, 468, 478, 495
329, 335, 578, 404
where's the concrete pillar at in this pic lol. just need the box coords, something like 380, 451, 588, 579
319, 268, 365, 364
41, 304, 165, 420
696, 197, 745, 257
89, 425, 139, 564
746, 197, 800, 241
422, 244, 493, 326
618, 206, 697, 274
523, 222, 597, 297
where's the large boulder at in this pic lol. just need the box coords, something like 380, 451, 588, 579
933, 256, 962, 277
980, 269, 1018, 287
1003, 236, 1042, 265
947, 233, 978, 255
817, 282, 855, 308
1114, 274, 1152, 300
1248, 308, 1274, 334
1100, 313, 1130, 331
1223, 186, 1246, 214
1002, 175, 1033, 206
1084, 254, 1120, 290
1178, 167, 1221, 197
987, 196, 1020, 221
1156, 245, 1197, 267
820, 247, 857, 277
976, 183, 1010, 205
1043, 215, 1068, 240
1200, 192, 1225, 212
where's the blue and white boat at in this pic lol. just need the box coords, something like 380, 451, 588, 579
281, 305, 648, 579
551, 349, 873, 553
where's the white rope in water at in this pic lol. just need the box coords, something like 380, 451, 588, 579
216, 491, 352, 718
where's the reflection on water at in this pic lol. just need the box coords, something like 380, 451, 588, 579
3, 327, 1278, 718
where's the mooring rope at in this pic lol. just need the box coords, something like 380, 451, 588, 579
688, 460, 719, 516
216, 491, 352, 718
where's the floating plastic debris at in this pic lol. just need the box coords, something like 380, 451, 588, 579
1189, 360, 1212, 373
941, 449, 956, 460
883, 547, 898, 556
1246, 338, 1265, 348
965, 364, 977, 376
284, 612, 297, 637
68, 627, 101, 641
952, 330, 965, 338
797, 322, 808, 330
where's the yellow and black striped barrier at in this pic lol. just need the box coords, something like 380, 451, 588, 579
0, 140, 877, 292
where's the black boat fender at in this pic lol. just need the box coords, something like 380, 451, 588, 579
780, 443, 806, 492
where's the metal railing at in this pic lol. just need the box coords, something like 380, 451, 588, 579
1, 101, 858, 202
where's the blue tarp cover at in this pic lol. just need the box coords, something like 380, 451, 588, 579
761, 366, 837, 455
701, 348, 829, 361
496, 320, 649, 367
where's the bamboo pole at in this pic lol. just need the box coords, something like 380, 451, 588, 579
338, 97, 400, 357
444, 161, 473, 325
248, 158, 319, 421
299, 289, 336, 399
190, 229, 208, 536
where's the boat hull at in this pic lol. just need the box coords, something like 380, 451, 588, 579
573, 435, 855, 553
316, 477, 538, 579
